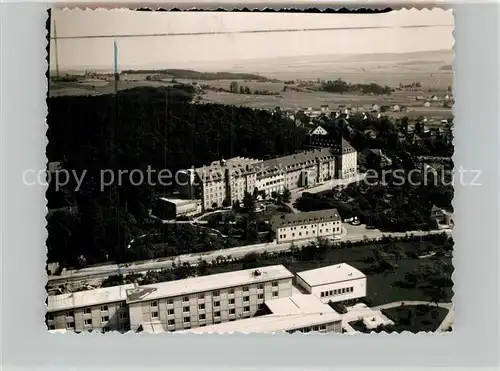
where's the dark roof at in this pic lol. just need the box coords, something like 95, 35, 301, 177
331, 138, 356, 155
271, 209, 341, 231
308, 135, 356, 155
363, 149, 383, 157
260, 149, 334, 176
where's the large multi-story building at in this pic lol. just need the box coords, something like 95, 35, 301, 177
296, 263, 367, 304
271, 208, 342, 244
126, 265, 294, 332
259, 148, 336, 192
178, 156, 260, 210
178, 149, 337, 211
305, 125, 358, 179
46, 284, 135, 333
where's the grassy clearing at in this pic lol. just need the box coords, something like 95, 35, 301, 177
380, 305, 449, 333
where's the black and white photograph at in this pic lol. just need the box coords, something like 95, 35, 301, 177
45, 8, 455, 334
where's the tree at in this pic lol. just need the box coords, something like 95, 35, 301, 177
253, 187, 260, 200
239, 86, 245, 94
244, 86, 251, 94
282, 188, 292, 203
242, 192, 255, 211
230, 81, 239, 93
222, 198, 231, 207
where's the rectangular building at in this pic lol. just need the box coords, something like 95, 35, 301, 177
296, 264, 367, 304
271, 208, 342, 244
179, 150, 336, 211
178, 157, 260, 210
46, 284, 135, 333
153, 197, 202, 220
180, 294, 342, 334
126, 265, 294, 332
260, 148, 335, 191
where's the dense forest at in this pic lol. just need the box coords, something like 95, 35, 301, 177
120, 69, 278, 82
320, 78, 393, 95
46, 86, 305, 268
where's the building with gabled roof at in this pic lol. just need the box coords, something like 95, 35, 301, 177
270, 208, 342, 244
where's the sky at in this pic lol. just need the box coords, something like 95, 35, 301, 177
50, 9, 454, 71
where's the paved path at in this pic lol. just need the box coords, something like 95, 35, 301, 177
372, 301, 452, 311
48, 228, 451, 285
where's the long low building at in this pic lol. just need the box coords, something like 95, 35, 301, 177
296, 263, 367, 304
126, 265, 294, 332
271, 208, 342, 244
179, 294, 342, 334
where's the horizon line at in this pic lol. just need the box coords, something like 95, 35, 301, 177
50, 24, 453, 40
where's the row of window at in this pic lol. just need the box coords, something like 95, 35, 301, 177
264, 179, 282, 186
149, 282, 279, 307
282, 216, 339, 225
287, 324, 327, 334
150, 292, 277, 317
151, 306, 253, 322
320, 287, 354, 298
61, 311, 129, 329
46, 303, 126, 321
279, 227, 340, 239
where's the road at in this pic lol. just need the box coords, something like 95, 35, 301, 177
48, 227, 451, 285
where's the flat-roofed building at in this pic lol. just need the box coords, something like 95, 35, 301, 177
271, 208, 342, 244
46, 284, 135, 333
126, 265, 294, 332
296, 263, 367, 304
153, 197, 202, 220
180, 294, 342, 334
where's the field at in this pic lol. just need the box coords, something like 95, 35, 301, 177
49, 51, 453, 117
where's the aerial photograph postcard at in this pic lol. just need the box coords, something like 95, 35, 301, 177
45, 8, 455, 334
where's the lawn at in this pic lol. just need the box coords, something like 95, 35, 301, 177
381, 305, 449, 333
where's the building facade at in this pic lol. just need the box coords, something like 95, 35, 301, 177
179, 150, 336, 211
304, 125, 358, 179
46, 284, 135, 333
126, 265, 294, 332
296, 264, 367, 304
259, 148, 336, 193
271, 209, 342, 244
178, 157, 260, 210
